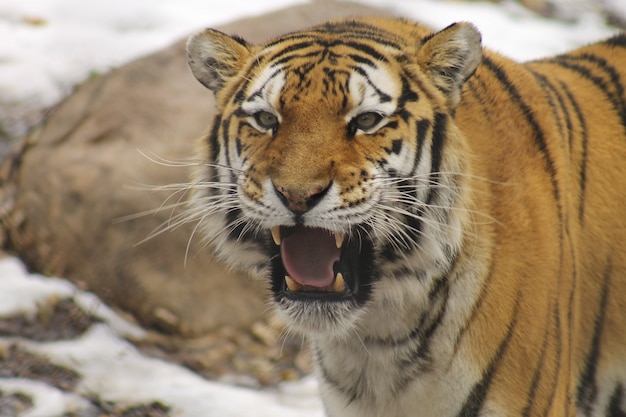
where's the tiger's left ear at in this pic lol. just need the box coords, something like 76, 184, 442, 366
186, 28, 252, 93
417, 22, 482, 109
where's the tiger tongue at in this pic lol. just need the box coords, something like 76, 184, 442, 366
280, 225, 340, 288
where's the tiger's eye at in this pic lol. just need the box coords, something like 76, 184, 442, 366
354, 112, 383, 130
254, 111, 278, 130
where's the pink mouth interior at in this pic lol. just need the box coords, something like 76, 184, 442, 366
280, 225, 340, 288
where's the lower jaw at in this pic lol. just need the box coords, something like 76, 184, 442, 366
269, 264, 367, 336
270, 266, 359, 305
272, 293, 362, 335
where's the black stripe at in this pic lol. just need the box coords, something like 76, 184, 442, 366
393, 275, 451, 390
411, 119, 431, 173
482, 56, 561, 207
456, 298, 520, 417
316, 21, 404, 50
263, 32, 314, 47
450, 257, 494, 359
564, 226, 578, 414
246, 68, 284, 100
269, 34, 392, 65
464, 77, 492, 121
271, 50, 322, 67
554, 54, 626, 134
319, 357, 366, 404
264, 40, 315, 62
364, 270, 451, 344
529, 70, 571, 149
348, 53, 377, 68
385, 120, 400, 131
425, 112, 448, 206
544, 300, 564, 415
576, 261, 612, 416
605, 33, 626, 49
398, 73, 420, 108
207, 114, 222, 185
521, 310, 551, 417
314, 345, 359, 401
526, 71, 571, 289
349, 65, 392, 103
390, 139, 403, 154
402, 114, 445, 248
558, 80, 588, 221
221, 118, 232, 167
225, 204, 242, 238
316, 20, 404, 50
221, 118, 232, 169
574, 53, 626, 112
523, 300, 563, 417
222, 118, 240, 223
365, 310, 428, 347
607, 383, 626, 417
342, 40, 390, 63
380, 209, 418, 260
235, 137, 242, 157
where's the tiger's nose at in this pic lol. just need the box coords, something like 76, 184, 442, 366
273, 182, 331, 214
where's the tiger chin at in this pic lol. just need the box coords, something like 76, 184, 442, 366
184, 17, 626, 417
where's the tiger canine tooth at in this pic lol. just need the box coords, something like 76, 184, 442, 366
335, 232, 345, 248
332, 273, 346, 292
285, 275, 301, 291
271, 226, 281, 246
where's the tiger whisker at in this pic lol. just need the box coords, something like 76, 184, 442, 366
135, 149, 202, 168
383, 194, 498, 226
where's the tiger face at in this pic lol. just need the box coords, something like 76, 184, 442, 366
186, 19, 482, 336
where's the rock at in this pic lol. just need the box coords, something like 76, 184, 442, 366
0, 2, 390, 337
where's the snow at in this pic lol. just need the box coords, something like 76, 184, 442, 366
0, 379, 92, 417
21, 325, 322, 417
0, 0, 623, 416
0, 257, 324, 417
0, 258, 74, 316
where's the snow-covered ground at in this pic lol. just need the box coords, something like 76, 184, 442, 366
0, 0, 623, 416
0, 257, 323, 417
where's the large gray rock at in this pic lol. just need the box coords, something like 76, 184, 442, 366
0, 1, 389, 336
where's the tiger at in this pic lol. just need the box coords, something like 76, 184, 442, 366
184, 16, 626, 417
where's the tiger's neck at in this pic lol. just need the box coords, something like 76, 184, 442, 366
309, 172, 495, 417
310, 256, 491, 417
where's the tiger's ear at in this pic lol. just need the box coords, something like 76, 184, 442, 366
417, 22, 482, 109
186, 28, 251, 93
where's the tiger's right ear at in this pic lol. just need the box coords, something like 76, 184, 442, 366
417, 22, 482, 109
186, 29, 251, 93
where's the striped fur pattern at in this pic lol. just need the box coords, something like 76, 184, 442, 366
185, 17, 626, 417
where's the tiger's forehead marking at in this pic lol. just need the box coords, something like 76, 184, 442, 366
345, 61, 399, 120
241, 39, 402, 117
241, 66, 286, 116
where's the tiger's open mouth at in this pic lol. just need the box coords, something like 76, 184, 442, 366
269, 224, 374, 303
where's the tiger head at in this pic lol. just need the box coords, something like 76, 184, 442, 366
186, 18, 482, 337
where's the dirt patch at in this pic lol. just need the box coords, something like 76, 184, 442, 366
0, 344, 81, 391
78, 399, 172, 417
137, 316, 313, 387
0, 293, 310, 387
0, 345, 173, 417
0, 389, 34, 416
0, 296, 98, 341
